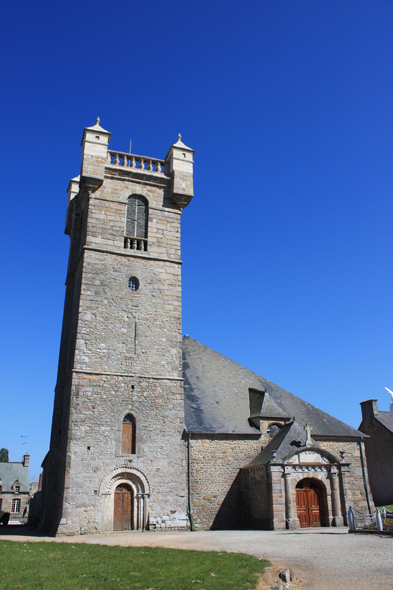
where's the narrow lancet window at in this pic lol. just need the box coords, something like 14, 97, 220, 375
122, 414, 136, 455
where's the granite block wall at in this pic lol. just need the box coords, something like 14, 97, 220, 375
57, 374, 188, 534
42, 127, 191, 535
189, 435, 262, 530
318, 439, 375, 513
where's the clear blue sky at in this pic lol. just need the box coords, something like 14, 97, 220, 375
1, 0, 392, 481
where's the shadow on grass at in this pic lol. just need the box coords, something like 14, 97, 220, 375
0, 524, 51, 537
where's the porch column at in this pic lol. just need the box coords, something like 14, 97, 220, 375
142, 493, 149, 530
330, 467, 344, 527
284, 468, 299, 529
269, 465, 286, 529
339, 465, 351, 526
135, 493, 142, 530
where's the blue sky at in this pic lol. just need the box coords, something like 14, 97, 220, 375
1, 0, 392, 481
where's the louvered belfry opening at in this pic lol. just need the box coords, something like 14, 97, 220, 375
122, 414, 136, 455
124, 195, 148, 251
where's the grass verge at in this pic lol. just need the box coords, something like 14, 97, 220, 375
0, 541, 269, 590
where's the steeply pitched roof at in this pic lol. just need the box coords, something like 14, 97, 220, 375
376, 411, 393, 433
244, 421, 319, 467
258, 391, 291, 419
182, 336, 363, 438
0, 462, 29, 492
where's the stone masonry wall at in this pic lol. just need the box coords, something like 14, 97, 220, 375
316, 439, 375, 513
74, 250, 182, 378
58, 373, 188, 534
86, 173, 181, 261
242, 466, 271, 529
44, 134, 191, 534
360, 416, 393, 506
190, 436, 262, 530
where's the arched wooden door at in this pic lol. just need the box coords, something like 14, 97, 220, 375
296, 478, 324, 527
114, 483, 134, 531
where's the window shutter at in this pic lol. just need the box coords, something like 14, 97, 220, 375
126, 196, 147, 238
122, 414, 135, 455
122, 422, 133, 454
136, 199, 147, 238
126, 197, 137, 236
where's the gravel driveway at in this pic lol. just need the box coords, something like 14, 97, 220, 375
1, 527, 391, 589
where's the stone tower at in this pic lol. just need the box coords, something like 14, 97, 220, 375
41, 120, 194, 534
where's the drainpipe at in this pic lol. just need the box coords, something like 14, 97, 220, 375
359, 437, 372, 515
187, 431, 194, 531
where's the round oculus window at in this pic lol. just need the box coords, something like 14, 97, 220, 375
128, 277, 139, 292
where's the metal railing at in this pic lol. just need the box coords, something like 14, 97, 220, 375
348, 506, 393, 531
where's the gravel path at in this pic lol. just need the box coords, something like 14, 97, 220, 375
1, 527, 391, 589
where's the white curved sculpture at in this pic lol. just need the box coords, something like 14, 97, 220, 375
385, 387, 393, 417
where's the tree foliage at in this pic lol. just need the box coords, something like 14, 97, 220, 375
0, 448, 9, 462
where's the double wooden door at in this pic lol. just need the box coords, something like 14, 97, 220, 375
114, 484, 134, 531
296, 479, 324, 527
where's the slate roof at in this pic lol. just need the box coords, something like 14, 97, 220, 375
182, 336, 363, 438
0, 462, 29, 493
257, 391, 290, 419
244, 421, 320, 467
375, 411, 393, 433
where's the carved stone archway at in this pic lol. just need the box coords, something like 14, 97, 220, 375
99, 467, 150, 531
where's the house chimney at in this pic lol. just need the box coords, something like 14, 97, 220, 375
23, 453, 30, 467
360, 399, 378, 422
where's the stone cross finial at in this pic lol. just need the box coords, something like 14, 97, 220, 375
178, 133, 181, 141
96, 117, 100, 125
304, 423, 312, 446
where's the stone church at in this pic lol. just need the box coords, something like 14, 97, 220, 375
40, 120, 373, 535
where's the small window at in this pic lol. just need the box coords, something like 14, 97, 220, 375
0, 485, 2, 493
122, 414, 136, 455
11, 499, 21, 513
15, 486, 20, 493
267, 423, 282, 438
128, 277, 139, 292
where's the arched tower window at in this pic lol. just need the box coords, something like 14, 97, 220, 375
122, 414, 136, 455
124, 196, 148, 252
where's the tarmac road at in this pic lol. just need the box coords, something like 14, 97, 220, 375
1, 527, 391, 589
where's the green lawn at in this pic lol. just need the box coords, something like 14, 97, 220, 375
377, 504, 393, 511
0, 541, 269, 590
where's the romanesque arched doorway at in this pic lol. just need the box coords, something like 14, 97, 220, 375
296, 478, 325, 527
114, 483, 134, 531
99, 467, 150, 532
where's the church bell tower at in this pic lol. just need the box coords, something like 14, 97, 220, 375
41, 120, 194, 534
